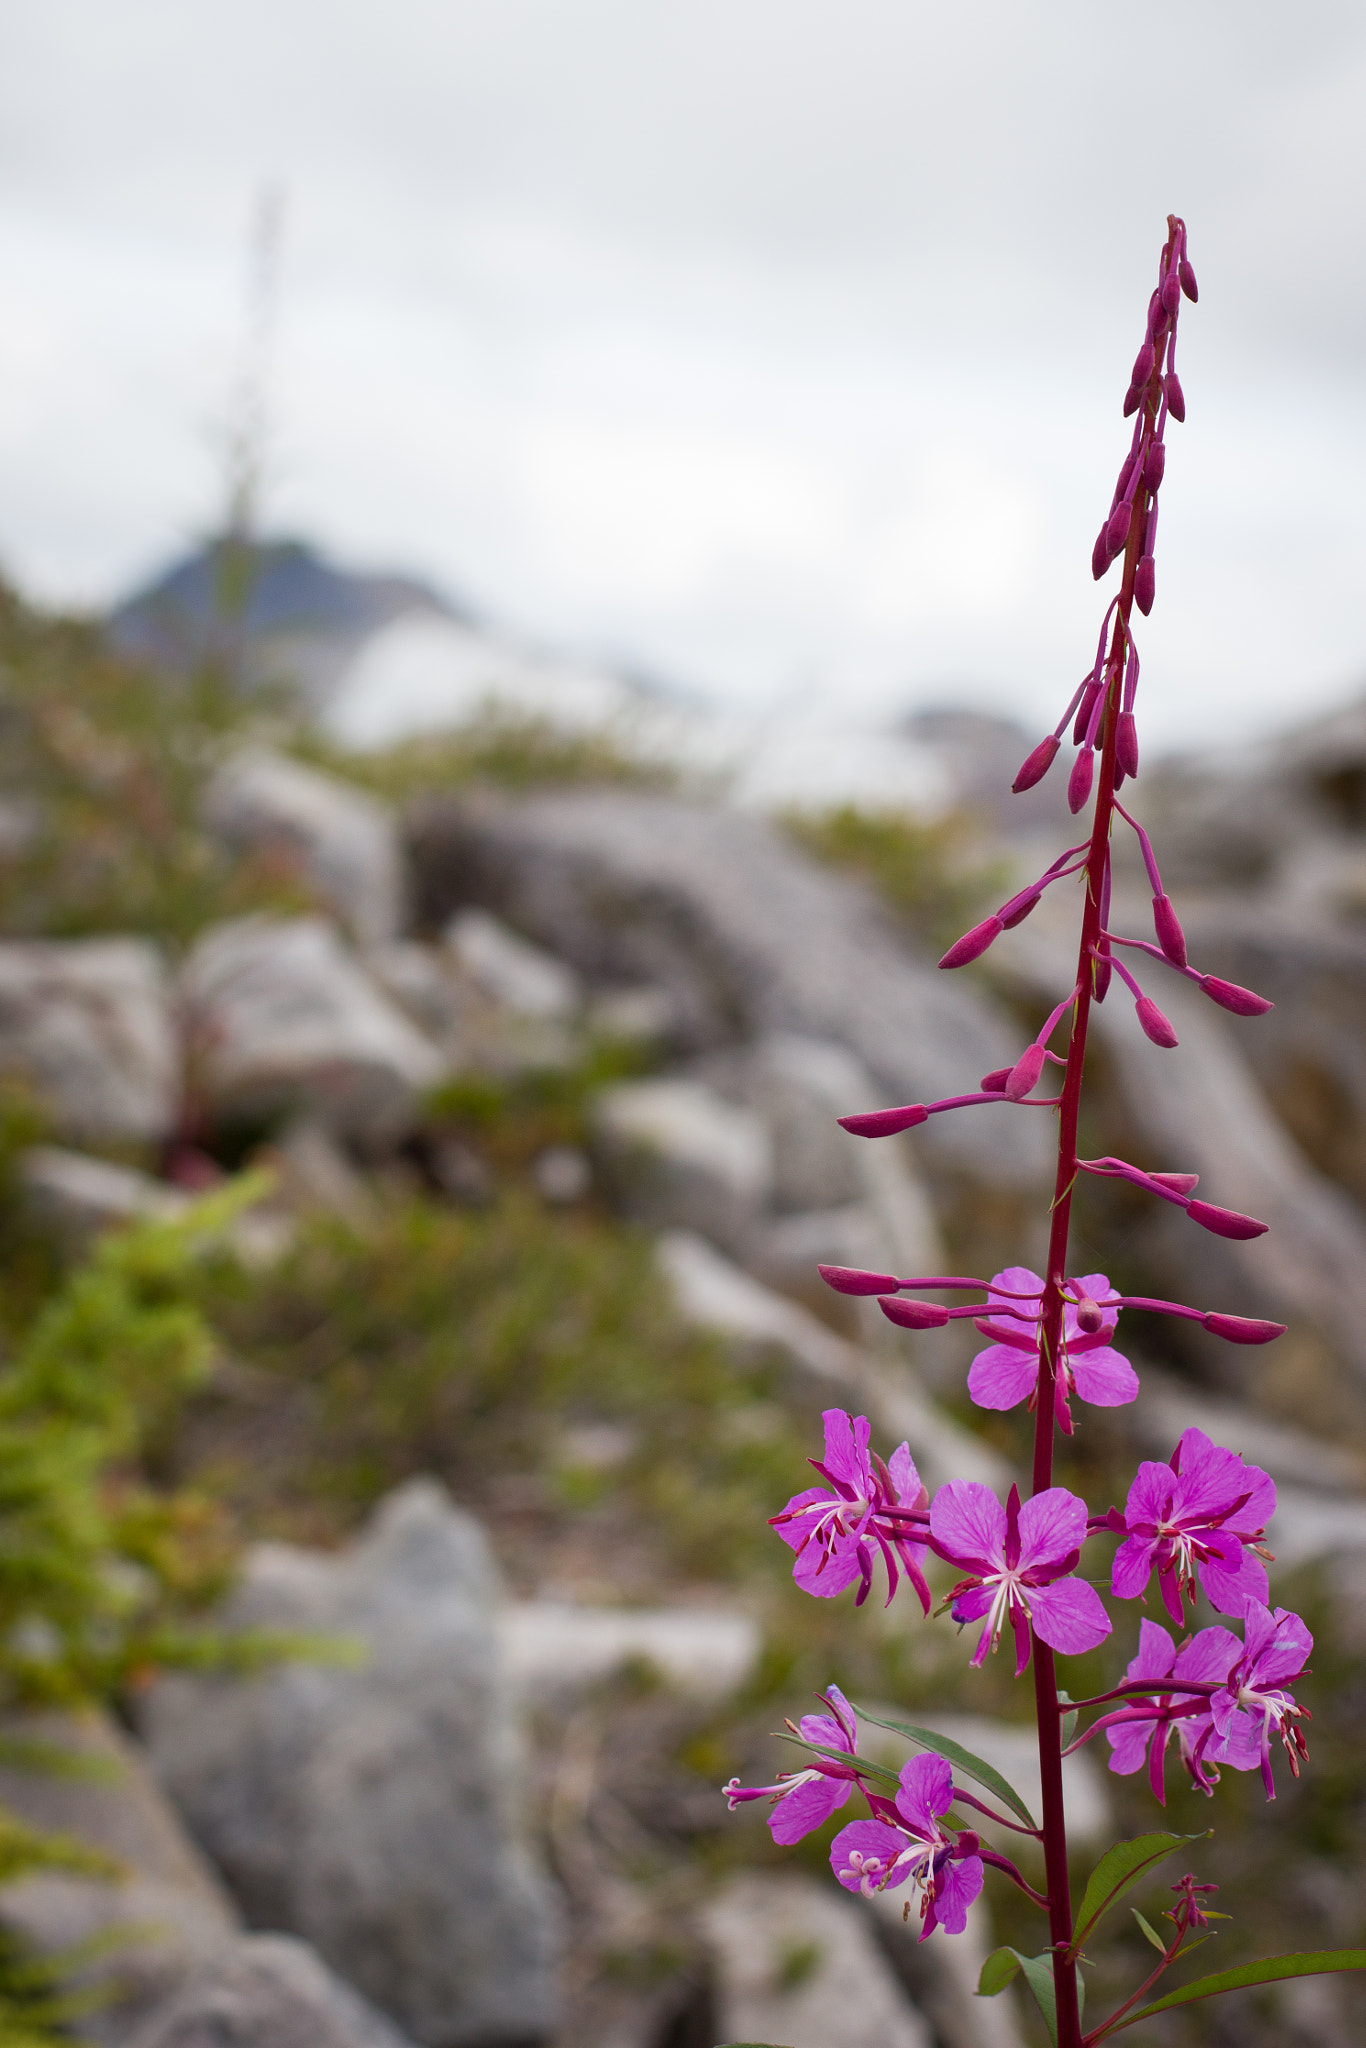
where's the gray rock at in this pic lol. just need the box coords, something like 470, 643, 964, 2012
20, 1145, 189, 1248
181, 917, 447, 1145
865, 1891, 1027, 2048
0, 1708, 240, 2046
139, 1479, 561, 2048
497, 1602, 759, 1707
124, 1933, 417, 2048
405, 791, 1051, 1195
592, 1079, 772, 1253
445, 910, 581, 1021
0, 937, 178, 1143
262, 1118, 378, 1230
205, 749, 404, 949
700, 1872, 932, 2048
657, 1229, 1007, 1491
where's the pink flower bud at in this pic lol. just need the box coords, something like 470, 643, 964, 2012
1134, 555, 1156, 616
1161, 267, 1182, 316
818, 1264, 902, 1296
1115, 450, 1138, 499
1186, 1198, 1269, 1241
1179, 258, 1198, 302
979, 1067, 1011, 1092
1116, 711, 1140, 778
1150, 1170, 1199, 1195
1105, 501, 1132, 556
1131, 340, 1156, 389
1072, 680, 1101, 744
1074, 1297, 1105, 1334
1147, 294, 1168, 342
878, 1295, 950, 1330
838, 1103, 928, 1138
1092, 525, 1111, 580
1136, 995, 1179, 1048
1068, 747, 1094, 814
1122, 384, 1142, 419
1004, 1043, 1046, 1100
1013, 733, 1060, 792
999, 888, 1042, 930
1166, 371, 1186, 423
1092, 950, 1112, 1001
1202, 1311, 1288, 1345
939, 916, 1004, 970
1145, 440, 1166, 492
1199, 975, 1274, 1017
1153, 894, 1187, 965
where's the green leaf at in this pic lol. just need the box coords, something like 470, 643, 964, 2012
1067, 1832, 1208, 1959
855, 1707, 1038, 1829
1110, 1950, 1366, 2033
1132, 1909, 1166, 1954
778, 1733, 899, 1785
976, 1948, 1064, 2045
1057, 1689, 1078, 1749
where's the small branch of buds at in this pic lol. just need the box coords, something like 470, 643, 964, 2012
724, 217, 1366, 2045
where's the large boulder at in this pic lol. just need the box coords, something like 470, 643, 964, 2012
139, 1479, 561, 2048
125, 1933, 418, 2048
0, 938, 177, 1143
0, 1708, 240, 2045
405, 790, 1052, 1198
180, 916, 446, 1145
205, 749, 405, 949
591, 1077, 772, 1254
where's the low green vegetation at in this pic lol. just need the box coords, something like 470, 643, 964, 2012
784, 800, 1006, 953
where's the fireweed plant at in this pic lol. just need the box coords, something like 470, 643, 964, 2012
723, 219, 1366, 2047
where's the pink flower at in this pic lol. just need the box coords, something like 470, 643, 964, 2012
830, 1751, 984, 1938
1111, 1427, 1276, 1623
771, 1409, 931, 1611
1105, 1617, 1239, 1802
966, 1267, 1138, 1432
930, 1480, 1112, 1674
724, 1686, 860, 1844
1204, 1599, 1312, 1799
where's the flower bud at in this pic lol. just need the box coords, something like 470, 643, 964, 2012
1004, 1043, 1046, 1100
1186, 1198, 1269, 1241
1145, 439, 1166, 491
1199, 975, 1274, 1017
1131, 340, 1156, 389
979, 1066, 1011, 1092
1202, 1311, 1288, 1345
1166, 371, 1186, 423
1074, 1297, 1105, 1334
1161, 267, 1182, 316
838, 1103, 928, 1138
1072, 680, 1101, 744
1105, 502, 1132, 556
1115, 450, 1138, 499
1068, 747, 1094, 814
1134, 556, 1156, 616
1149, 894, 1186, 967
1116, 712, 1141, 778
879, 1295, 950, 1330
1122, 384, 1142, 419
1013, 733, 1060, 792
1092, 525, 1112, 581
999, 887, 1042, 930
818, 1264, 902, 1296
1092, 951, 1112, 1001
939, 916, 1004, 970
1150, 1170, 1199, 1195
1179, 258, 1198, 301
1136, 995, 1179, 1048
1147, 293, 1168, 342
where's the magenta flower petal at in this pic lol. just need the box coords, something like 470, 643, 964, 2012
895, 1752, 953, 1836
831, 1819, 913, 1895
1029, 1575, 1113, 1655
1112, 1533, 1155, 1601
1017, 1487, 1089, 1574
930, 1481, 1006, 1572
822, 1409, 871, 1489
926, 1854, 984, 1937
770, 1772, 852, 1844
1197, 1537, 1269, 1618
793, 1541, 865, 1600
967, 1343, 1040, 1410
1070, 1345, 1139, 1406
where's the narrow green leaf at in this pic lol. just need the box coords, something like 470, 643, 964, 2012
855, 1707, 1038, 1829
977, 1947, 1024, 1996
1067, 1831, 1208, 1958
976, 1947, 1059, 2044
1132, 1909, 1167, 1954
1112, 1950, 1366, 2032
779, 1732, 899, 1785
1057, 1689, 1079, 1749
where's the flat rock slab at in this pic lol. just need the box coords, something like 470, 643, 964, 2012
124, 1933, 417, 2048
406, 790, 1051, 1193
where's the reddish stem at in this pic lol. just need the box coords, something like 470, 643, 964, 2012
1030, 377, 1157, 2048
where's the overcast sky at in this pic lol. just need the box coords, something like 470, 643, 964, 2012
3, 0, 1366, 748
